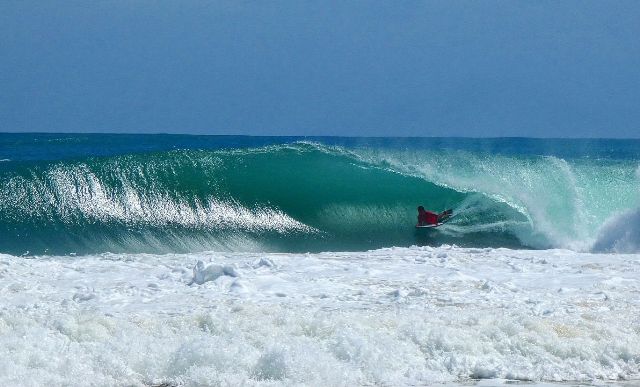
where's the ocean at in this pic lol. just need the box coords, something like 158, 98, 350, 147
1, 133, 639, 385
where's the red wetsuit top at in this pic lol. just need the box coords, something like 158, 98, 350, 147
418, 211, 438, 225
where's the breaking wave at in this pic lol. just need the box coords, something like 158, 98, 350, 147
0, 141, 638, 255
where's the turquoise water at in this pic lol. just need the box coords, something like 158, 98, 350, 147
1, 134, 638, 255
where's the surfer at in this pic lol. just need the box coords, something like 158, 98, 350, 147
417, 206, 452, 226
417, 206, 438, 226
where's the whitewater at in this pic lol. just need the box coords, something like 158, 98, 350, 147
1, 134, 639, 385
2, 247, 639, 385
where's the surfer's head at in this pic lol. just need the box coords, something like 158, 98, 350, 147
417, 206, 425, 213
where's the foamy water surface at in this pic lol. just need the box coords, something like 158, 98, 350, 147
1, 246, 639, 386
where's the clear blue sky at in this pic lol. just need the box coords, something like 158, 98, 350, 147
1, 1, 639, 137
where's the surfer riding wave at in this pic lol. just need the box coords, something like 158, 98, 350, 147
417, 206, 453, 227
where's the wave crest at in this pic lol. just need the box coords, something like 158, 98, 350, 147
0, 143, 638, 254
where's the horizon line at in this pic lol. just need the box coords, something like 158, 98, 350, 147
2, 131, 640, 141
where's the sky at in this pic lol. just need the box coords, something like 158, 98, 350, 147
1, 1, 639, 137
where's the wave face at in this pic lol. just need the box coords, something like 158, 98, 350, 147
0, 134, 638, 255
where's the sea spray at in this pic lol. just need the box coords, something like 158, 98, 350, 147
591, 163, 640, 253
592, 208, 640, 253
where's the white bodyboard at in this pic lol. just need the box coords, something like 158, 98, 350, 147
415, 212, 455, 228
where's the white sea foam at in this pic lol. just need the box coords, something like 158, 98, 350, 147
0, 246, 638, 385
